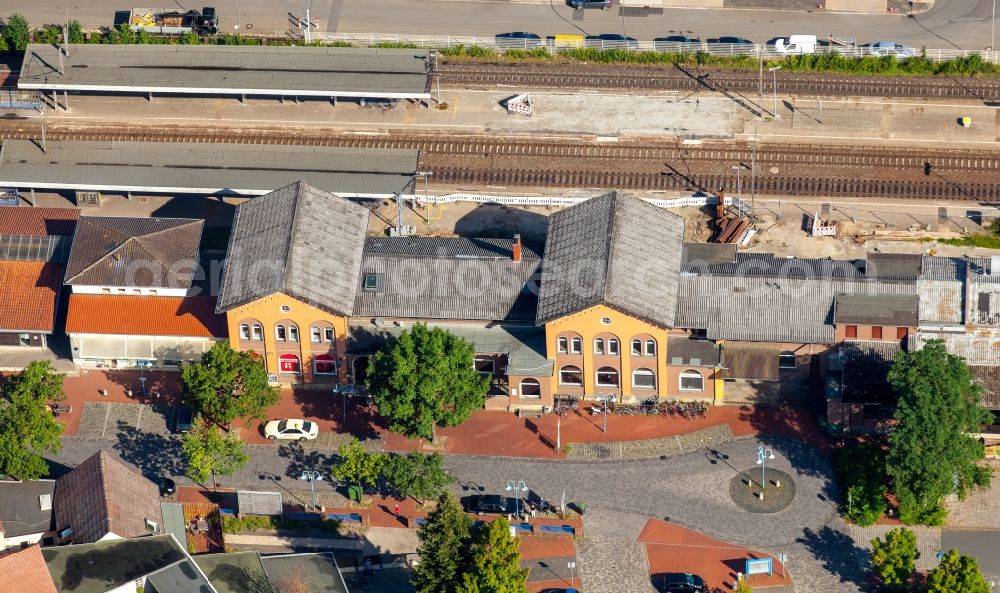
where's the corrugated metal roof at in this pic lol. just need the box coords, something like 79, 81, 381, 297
866, 253, 922, 280
536, 193, 684, 327
834, 293, 919, 326
969, 365, 1000, 408
912, 331, 1000, 365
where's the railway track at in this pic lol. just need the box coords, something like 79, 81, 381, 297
2, 121, 998, 200
438, 61, 1000, 101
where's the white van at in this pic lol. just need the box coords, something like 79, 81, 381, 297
775, 34, 817, 55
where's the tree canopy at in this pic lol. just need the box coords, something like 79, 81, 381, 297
870, 527, 917, 589
926, 550, 990, 593
835, 443, 888, 526
458, 516, 529, 593
366, 324, 488, 441
0, 361, 65, 479
330, 437, 386, 491
181, 342, 279, 428
413, 493, 473, 593
887, 340, 993, 525
182, 417, 249, 488
3, 14, 30, 50
382, 452, 455, 502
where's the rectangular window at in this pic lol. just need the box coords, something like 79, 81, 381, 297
594, 338, 605, 355
608, 339, 619, 356
632, 339, 642, 355
474, 356, 495, 378
289, 326, 299, 342
101, 288, 111, 294
311, 327, 321, 343
571, 338, 582, 354
276, 325, 286, 341
363, 273, 379, 292
896, 327, 908, 340
871, 326, 882, 340
645, 340, 656, 356
778, 353, 796, 369
252, 325, 263, 341
148, 289, 157, 296
240, 324, 251, 340
558, 337, 568, 354
559, 367, 583, 386
680, 373, 704, 391
845, 325, 857, 338
324, 327, 334, 342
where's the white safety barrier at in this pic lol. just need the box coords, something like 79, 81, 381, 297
412, 192, 754, 213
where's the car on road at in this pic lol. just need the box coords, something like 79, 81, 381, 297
709, 36, 754, 45
655, 35, 700, 43
495, 32, 542, 48
864, 40, 915, 57
263, 419, 320, 442
584, 33, 639, 49
568, 0, 613, 9
468, 494, 512, 515
657, 572, 708, 592
774, 34, 818, 55
175, 406, 194, 433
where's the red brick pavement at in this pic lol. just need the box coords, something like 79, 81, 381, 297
639, 519, 792, 591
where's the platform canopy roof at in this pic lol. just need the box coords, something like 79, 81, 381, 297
0, 140, 419, 197
19, 44, 432, 99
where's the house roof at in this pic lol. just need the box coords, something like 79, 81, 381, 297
65, 294, 227, 338
666, 336, 721, 367
866, 253, 923, 280
64, 216, 203, 288
193, 552, 274, 593
680, 242, 737, 268
722, 342, 780, 381
969, 365, 1000, 408
353, 236, 542, 322
842, 340, 903, 404
834, 293, 919, 327
216, 182, 369, 316
259, 553, 349, 593
42, 535, 186, 593
0, 261, 63, 333
536, 193, 684, 327
145, 558, 218, 593
0, 546, 58, 593
0, 480, 55, 538
0, 206, 79, 236
681, 251, 866, 278
53, 450, 163, 544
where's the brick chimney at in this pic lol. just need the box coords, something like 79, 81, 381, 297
512, 234, 522, 263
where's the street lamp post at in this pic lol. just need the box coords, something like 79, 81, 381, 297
756, 446, 775, 492
768, 66, 781, 119
505, 480, 528, 518
731, 164, 748, 203
299, 470, 323, 512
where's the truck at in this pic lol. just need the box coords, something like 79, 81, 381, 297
128, 7, 218, 35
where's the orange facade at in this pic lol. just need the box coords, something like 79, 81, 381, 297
224, 293, 349, 385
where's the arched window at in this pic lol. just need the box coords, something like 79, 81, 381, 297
558, 337, 569, 353
645, 339, 657, 356
679, 369, 703, 391
275, 325, 287, 341
314, 354, 336, 375
779, 351, 796, 369
279, 354, 300, 374
594, 338, 605, 355
325, 327, 335, 342
519, 378, 541, 398
239, 324, 250, 340
311, 326, 321, 343
632, 368, 656, 389
559, 365, 583, 386
571, 337, 582, 354
288, 325, 299, 342
251, 324, 263, 341
608, 338, 620, 356
631, 339, 642, 355
596, 366, 619, 387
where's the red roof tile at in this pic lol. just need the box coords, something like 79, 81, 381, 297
0, 546, 58, 593
65, 294, 227, 338
0, 206, 79, 237
0, 261, 62, 332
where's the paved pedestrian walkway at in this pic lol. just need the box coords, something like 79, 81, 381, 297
566, 424, 734, 460
944, 459, 1000, 529
845, 524, 942, 571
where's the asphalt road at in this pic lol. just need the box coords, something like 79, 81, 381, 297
3, 0, 999, 51
941, 529, 1000, 580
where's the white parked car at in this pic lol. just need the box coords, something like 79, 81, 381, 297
264, 419, 319, 442
775, 35, 817, 55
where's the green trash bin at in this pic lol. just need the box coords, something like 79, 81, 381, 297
347, 485, 362, 502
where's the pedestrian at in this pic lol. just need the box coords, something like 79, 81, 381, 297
363, 558, 372, 576
394, 503, 400, 517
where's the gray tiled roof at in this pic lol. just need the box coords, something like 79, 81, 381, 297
681, 252, 865, 277
842, 340, 903, 404
0, 480, 55, 538
676, 275, 916, 344
834, 293, 919, 327
536, 193, 684, 327
681, 243, 737, 267
42, 535, 186, 593
217, 182, 369, 316
666, 336, 721, 367
64, 216, 202, 288
866, 253, 922, 280
353, 237, 541, 322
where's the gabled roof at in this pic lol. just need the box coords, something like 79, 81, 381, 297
53, 450, 162, 544
353, 236, 542, 322
64, 216, 203, 288
0, 546, 58, 593
535, 193, 684, 327
834, 293, 919, 327
0, 261, 63, 332
216, 182, 368, 316
0, 479, 55, 538
66, 294, 227, 338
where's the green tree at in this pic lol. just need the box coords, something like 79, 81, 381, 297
926, 550, 990, 593
105, 23, 136, 45
457, 516, 529, 593
383, 452, 455, 502
3, 14, 30, 50
181, 341, 279, 429
367, 324, 488, 441
181, 417, 249, 489
887, 340, 993, 525
178, 30, 201, 45
835, 443, 888, 526
0, 361, 65, 479
870, 527, 918, 589
330, 437, 386, 492
67, 20, 84, 44
413, 493, 473, 593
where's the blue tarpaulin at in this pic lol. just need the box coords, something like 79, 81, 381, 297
538, 524, 575, 535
